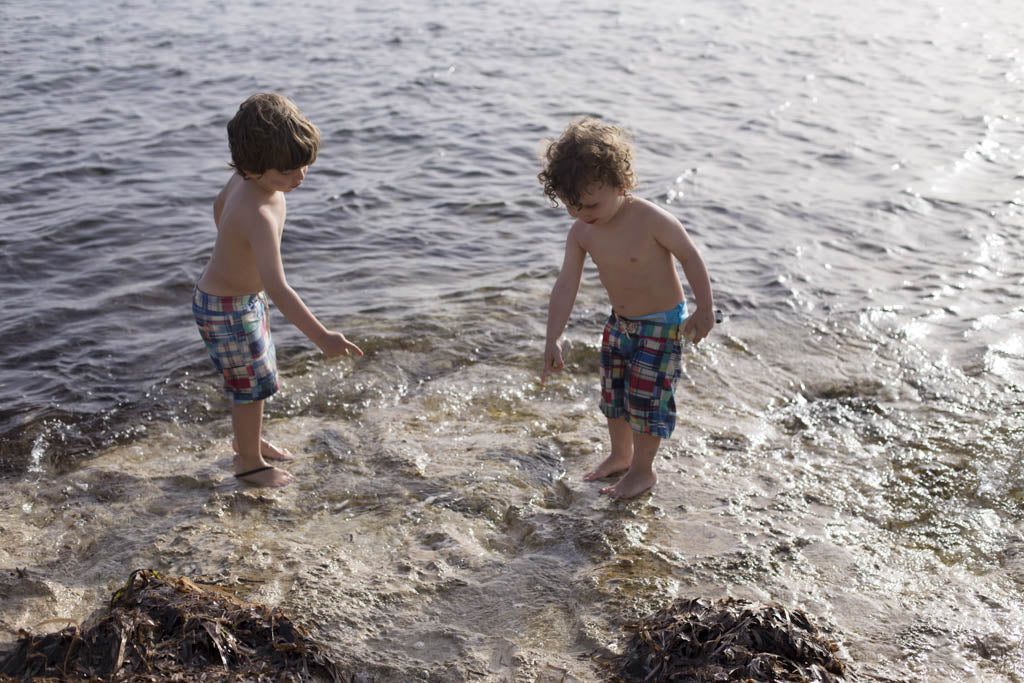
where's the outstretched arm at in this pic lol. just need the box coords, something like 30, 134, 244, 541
249, 209, 363, 358
654, 215, 715, 343
542, 226, 586, 383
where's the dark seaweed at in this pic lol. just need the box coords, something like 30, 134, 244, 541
602, 597, 850, 682
0, 569, 345, 682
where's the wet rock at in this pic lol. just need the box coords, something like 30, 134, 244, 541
707, 433, 753, 453
309, 427, 359, 462
603, 597, 849, 682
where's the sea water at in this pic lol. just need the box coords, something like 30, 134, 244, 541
2, 0, 1023, 679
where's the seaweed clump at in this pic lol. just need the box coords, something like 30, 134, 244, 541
605, 597, 849, 682
0, 569, 344, 682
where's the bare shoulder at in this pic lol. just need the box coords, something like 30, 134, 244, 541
636, 198, 699, 257
566, 218, 592, 251
213, 173, 238, 224
220, 181, 281, 238
629, 196, 682, 230
567, 218, 587, 240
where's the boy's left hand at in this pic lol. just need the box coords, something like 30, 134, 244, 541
681, 308, 716, 345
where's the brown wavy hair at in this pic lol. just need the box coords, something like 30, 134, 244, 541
538, 118, 637, 209
227, 93, 320, 178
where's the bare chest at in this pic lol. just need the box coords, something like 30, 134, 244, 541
582, 227, 660, 273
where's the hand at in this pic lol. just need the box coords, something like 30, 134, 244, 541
541, 340, 564, 384
681, 308, 715, 345
318, 331, 364, 358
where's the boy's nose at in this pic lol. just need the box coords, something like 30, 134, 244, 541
297, 166, 308, 179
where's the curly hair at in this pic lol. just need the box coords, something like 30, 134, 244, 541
227, 93, 320, 178
538, 118, 637, 209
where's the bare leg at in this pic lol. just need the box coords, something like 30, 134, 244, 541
232, 437, 295, 462
600, 430, 659, 499
231, 400, 291, 487
584, 417, 634, 481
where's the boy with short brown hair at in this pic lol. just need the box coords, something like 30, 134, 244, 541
539, 117, 716, 499
193, 93, 362, 488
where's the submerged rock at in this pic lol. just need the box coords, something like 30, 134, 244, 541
0, 569, 344, 682
605, 597, 849, 682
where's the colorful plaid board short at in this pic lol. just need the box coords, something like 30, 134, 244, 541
192, 286, 279, 404
599, 308, 685, 438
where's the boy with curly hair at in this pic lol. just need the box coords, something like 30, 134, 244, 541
193, 93, 363, 488
539, 118, 716, 499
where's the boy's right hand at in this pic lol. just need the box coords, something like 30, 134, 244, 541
541, 340, 564, 385
318, 331, 364, 358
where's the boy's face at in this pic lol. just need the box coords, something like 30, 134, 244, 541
563, 183, 624, 225
253, 166, 308, 193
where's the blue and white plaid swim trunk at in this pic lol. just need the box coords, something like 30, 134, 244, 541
599, 303, 686, 438
192, 286, 279, 404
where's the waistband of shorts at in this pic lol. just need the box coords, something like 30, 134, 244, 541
607, 313, 680, 338
192, 285, 264, 313
612, 302, 686, 325
630, 302, 687, 324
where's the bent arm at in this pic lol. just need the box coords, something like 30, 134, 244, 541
655, 215, 715, 342
545, 227, 587, 347
249, 210, 330, 347
655, 216, 713, 311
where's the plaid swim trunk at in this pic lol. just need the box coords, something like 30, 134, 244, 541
599, 310, 684, 438
192, 286, 279, 404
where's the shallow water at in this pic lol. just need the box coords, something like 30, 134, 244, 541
2, 0, 1024, 680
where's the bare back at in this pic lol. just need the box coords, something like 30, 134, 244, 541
573, 197, 686, 317
197, 173, 286, 296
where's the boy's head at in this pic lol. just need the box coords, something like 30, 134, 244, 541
227, 93, 320, 179
538, 118, 637, 210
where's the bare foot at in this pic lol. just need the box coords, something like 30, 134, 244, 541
583, 452, 633, 481
233, 438, 295, 462
234, 465, 292, 488
600, 470, 657, 500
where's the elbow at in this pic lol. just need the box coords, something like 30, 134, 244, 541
550, 277, 570, 299
263, 281, 291, 301
550, 278, 578, 305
